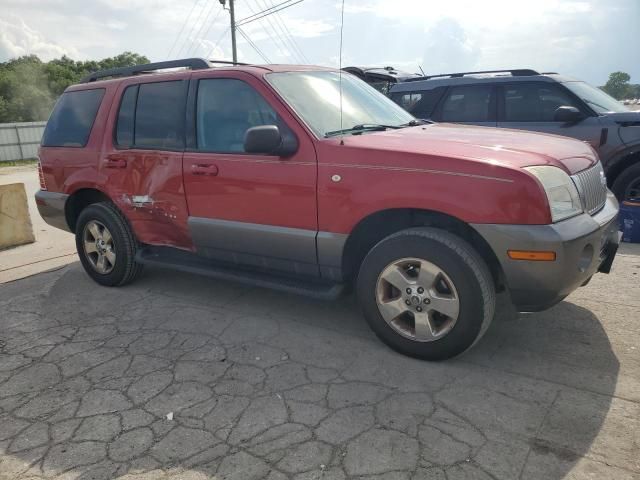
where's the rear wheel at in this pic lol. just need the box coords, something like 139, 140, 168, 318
612, 162, 640, 201
357, 227, 495, 360
75, 202, 143, 286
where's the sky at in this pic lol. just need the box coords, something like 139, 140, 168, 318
0, 0, 638, 85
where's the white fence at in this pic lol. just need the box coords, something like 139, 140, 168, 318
0, 122, 46, 162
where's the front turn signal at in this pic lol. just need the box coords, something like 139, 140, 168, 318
507, 250, 557, 261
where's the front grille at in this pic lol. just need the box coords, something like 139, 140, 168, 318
571, 162, 607, 215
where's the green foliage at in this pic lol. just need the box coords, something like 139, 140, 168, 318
0, 52, 149, 123
601, 71, 632, 100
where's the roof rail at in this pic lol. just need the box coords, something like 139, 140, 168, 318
404, 69, 540, 82
79, 58, 211, 83
209, 59, 250, 66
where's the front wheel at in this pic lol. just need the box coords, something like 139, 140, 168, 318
357, 227, 495, 360
612, 162, 640, 201
75, 202, 143, 287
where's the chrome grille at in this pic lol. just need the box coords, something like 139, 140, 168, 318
571, 162, 607, 215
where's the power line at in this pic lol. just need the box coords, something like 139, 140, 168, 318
237, 26, 271, 63
166, 0, 201, 59
236, 0, 305, 27
207, 26, 230, 58
187, 3, 226, 56
257, 0, 309, 63
245, 0, 300, 63
175, 0, 210, 58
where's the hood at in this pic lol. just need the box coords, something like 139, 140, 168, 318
606, 111, 640, 126
342, 123, 598, 174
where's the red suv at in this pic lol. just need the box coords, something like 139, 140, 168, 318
35, 59, 620, 360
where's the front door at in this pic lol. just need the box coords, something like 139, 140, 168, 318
497, 82, 604, 152
182, 72, 319, 276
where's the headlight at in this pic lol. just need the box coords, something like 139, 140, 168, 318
525, 166, 583, 222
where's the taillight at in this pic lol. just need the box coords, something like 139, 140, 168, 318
37, 159, 47, 190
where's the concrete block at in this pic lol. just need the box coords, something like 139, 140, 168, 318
0, 182, 35, 250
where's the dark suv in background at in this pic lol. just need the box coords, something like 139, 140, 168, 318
389, 69, 640, 201
343, 66, 421, 95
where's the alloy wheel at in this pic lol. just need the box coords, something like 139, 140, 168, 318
82, 220, 116, 274
375, 257, 460, 342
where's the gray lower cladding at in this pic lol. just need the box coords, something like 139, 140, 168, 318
188, 217, 348, 279
35, 190, 71, 232
471, 191, 619, 312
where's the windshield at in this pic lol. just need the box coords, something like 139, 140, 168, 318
563, 81, 629, 114
266, 71, 414, 137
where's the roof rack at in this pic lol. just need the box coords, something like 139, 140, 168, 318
404, 69, 540, 82
79, 58, 212, 83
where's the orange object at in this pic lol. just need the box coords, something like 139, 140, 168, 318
507, 250, 556, 261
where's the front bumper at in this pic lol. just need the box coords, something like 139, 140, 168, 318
35, 190, 71, 232
472, 192, 620, 312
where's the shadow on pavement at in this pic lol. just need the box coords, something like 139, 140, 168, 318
0, 263, 625, 479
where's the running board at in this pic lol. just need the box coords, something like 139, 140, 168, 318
135, 247, 345, 301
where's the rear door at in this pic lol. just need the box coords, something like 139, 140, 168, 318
497, 82, 604, 150
101, 78, 192, 249
431, 84, 497, 126
182, 71, 319, 277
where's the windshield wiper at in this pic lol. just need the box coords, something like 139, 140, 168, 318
324, 123, 403, 138
400, 119, 433, 126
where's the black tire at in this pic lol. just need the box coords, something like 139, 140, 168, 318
75, 202, 143, 287
356, 227, 495, 361
612, 162, 640, 201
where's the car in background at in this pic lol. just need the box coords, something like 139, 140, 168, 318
342, 66, 421, 95
389, 69, 640, 201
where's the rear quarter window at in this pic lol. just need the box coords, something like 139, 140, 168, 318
41, 89, 105, 147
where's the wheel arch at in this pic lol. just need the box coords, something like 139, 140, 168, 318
606, 147, 640, 188
340, 208, 505, 290
65, 188, 112, 233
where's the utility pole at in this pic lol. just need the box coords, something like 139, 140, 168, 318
219, 0, 238, 63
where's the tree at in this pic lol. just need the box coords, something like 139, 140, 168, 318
602, 71, 631, 100
0, 52, 149, 123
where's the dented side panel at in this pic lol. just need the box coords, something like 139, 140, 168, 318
103, 150, 193, 250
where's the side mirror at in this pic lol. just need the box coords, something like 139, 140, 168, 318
554, 106, 586, 124
243, 125, 298, 157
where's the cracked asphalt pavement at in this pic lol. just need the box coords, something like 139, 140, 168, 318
1, 248, 639, 480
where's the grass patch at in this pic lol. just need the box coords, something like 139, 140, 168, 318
0, 158, 38, 168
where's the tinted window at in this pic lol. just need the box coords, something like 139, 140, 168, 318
503, 83, 581, 122
134, 81, 186, 150
115, 85, 138, 147
440, 85, 493, 122
392, 87, 445, 119
196, 79, 280, 153
42, 89, 105, 147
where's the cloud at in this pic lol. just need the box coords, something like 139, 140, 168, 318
421, 18, 479, 74
0, 15, 77, 61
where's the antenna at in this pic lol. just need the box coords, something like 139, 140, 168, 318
419, 65, 425, 76
338, 0, 345, 145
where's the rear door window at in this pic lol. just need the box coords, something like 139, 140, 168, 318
42, 89, 105, 147
438, 85, 494, 122
115, 80, 187, 150
502, 83, 582, 122
115, 85, 138, 147
134, 81, 187, 150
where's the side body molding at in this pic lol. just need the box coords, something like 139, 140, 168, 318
187, 217, 348, 280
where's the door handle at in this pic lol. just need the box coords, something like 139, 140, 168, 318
104, 154, 127, 168
191, 164, 219, 176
